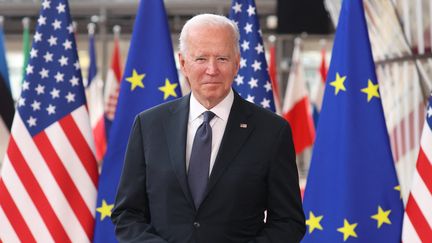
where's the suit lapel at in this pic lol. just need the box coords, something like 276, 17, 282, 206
204, 93, 254, 199
163, 95, 194, 207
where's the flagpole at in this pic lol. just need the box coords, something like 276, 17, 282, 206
88, 22, 95, 36
113, 25, 121, 39
99, 8, 108, 82
0, 15, 11, 91
87, 22, 96, 87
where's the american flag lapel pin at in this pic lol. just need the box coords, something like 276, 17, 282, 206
240, 123, 247, 128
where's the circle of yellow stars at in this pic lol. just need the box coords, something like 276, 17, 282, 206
125, 69, 178, 100
305, 185, 400, 241
329, 72, 380, 102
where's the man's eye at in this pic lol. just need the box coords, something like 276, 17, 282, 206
217, 57, 228, 62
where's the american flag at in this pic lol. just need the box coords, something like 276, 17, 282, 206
0, 0, 99, 242
402, 93, 432, 242
229, 0, 276, 112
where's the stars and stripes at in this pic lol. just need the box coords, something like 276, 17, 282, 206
0, 0, 98, 242
229, 0, 276, 112
402, 93, 432, 243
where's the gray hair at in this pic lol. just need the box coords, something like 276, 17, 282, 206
179, 13, 240, 55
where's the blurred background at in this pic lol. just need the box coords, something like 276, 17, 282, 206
1, 0, 431, 203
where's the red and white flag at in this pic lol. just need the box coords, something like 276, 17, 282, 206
85, 23, 106, 162
282, 38, 315, 155
0, 0, 99, 242
104, 26, 123, 127
313, 42, 328, 113
402, 97, 432, 243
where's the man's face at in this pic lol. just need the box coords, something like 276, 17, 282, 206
179, 25, 240, 108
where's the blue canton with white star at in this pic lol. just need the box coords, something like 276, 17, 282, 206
229, 0, 275, 111
427, 94, 432, 129
18, 0, 86, 136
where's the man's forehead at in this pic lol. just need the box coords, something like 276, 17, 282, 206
188, 24, 231, 36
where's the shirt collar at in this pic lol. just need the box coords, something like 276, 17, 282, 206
189, 89, 234, 122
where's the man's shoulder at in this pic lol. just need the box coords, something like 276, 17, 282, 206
137, 94, 189, 119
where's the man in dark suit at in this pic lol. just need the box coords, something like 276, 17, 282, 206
111, 14, 305, 243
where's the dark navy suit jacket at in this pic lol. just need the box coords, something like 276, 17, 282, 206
111, 92, 305, 243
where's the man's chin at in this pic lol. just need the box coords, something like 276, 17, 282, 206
195, 90, 229, 107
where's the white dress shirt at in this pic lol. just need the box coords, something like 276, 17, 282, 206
186, 89, 234, 175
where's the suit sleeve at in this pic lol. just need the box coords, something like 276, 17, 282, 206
111, 116, 168, 243
252, 123, 306, 243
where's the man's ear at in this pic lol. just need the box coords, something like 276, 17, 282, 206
178, 52, 186, 73
178, 53, 190, 86
235, 53, 241, 73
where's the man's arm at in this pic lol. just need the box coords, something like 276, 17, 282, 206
252, 123, 306, 243
111, 116, 168, 243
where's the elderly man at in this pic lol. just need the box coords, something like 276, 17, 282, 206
111, 13, 305, 243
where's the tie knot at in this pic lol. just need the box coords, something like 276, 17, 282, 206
202, 111, 215, 123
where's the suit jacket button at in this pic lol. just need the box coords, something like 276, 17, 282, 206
193, 222, 200, 228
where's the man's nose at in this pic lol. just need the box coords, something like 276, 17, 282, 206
206, 59, 219, 75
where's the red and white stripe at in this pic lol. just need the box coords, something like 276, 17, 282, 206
312, 45, 328, 112
86, 76, 106, 162
402, 115, 432, 243
0, 106, 98, 242
389, 102, 425, 163
282, 38, 315, 155
104, 29, 123, 122
105, 88, 119, 120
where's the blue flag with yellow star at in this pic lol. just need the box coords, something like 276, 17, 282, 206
93, 0, 181, 242
302, 0, 403, 242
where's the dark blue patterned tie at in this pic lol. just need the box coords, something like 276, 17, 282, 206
188, 111, 215, 208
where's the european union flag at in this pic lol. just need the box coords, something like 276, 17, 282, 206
93, 1, 181, 242
302, 0, 403, 242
